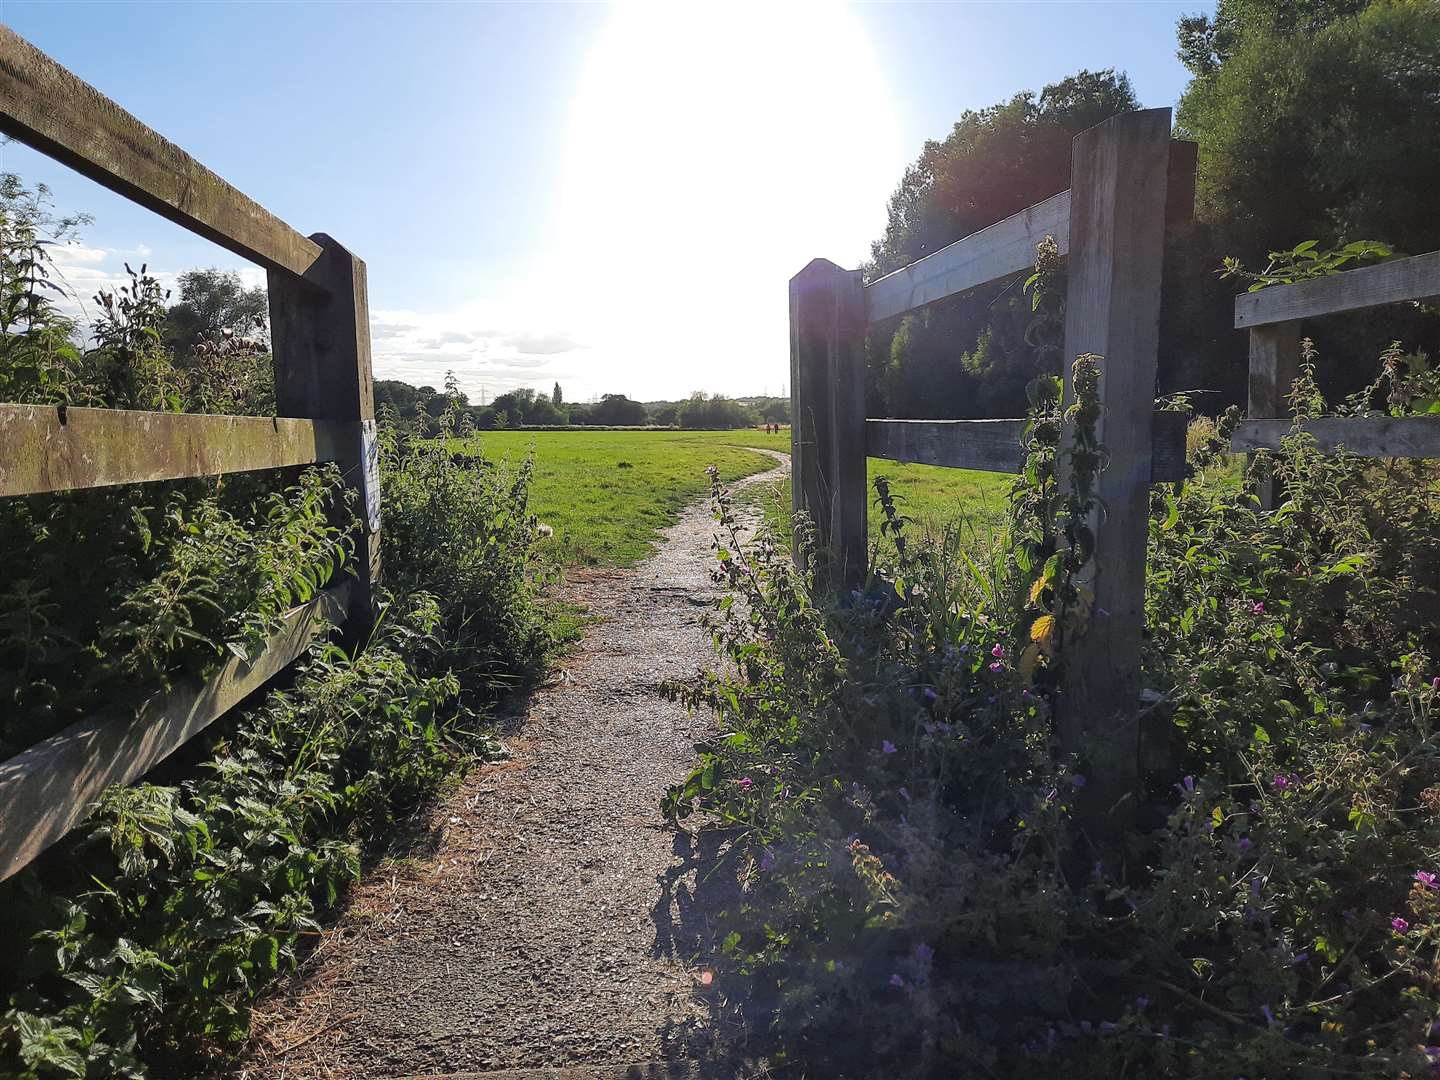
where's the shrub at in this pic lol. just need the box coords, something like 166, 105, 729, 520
665, 344, 1440, 1078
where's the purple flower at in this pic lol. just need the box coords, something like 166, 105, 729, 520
881, 740, 897, 755
1251, 877, 1263, 897
1271, 774, 1289, 791
898, 786, 911, 803
889, 973, 906, 989
1252, 601, 1266, 615
1418, 870, 1438, 890
1292, 952, 1308, 966
1046, 788, 1058, 802
758, 849, 775, 872
989, 661, 1004, 673
1097, 606, 1110, 618
1393, 917, 1410, 933
1183, 775, 1196, 792
1260, 1004, 1275, 1025
991, 642, 1005, 658
922, 687, 939, 702
1433, 676, 1440, 690
1238, 837, 1253, 853
736, 777, 753, 791
914, 942, 934, 964
1358, 722, 1373, 734
1135, 995, 1149, 1010
1071, 773, 1087, 789
1426, 1046, 1440, 1061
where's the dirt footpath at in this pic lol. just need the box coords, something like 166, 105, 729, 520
240, 452, 788, 1079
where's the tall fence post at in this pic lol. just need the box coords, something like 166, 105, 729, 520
1247, 321, 1302, 509
789, 258, 866, 584
1058, 108, 1176, 832
268, 234, 380, 634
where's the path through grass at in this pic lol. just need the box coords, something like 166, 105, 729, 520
459, 428, 1013, 568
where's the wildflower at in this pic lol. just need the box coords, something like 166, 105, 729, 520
914, 942, 934, 964
1357, 722, 1373, 734
991, 643, 1005, 658
698, 970, 714, 987
1252, 601, 1266, 615
758, 850, 775, 872
1433, 676, 1440, 690
736, 777, 753, 791
1238, 837, 1253, 853
1071, 774, 1087, 789
1135, 995, 1149, 1010
1046, 788, 1058, 802
1271, 774, 1289, 792
989, 661, 1004, 673
1261, 1004, 1275, 1025
1417, 870, 1438, 890
881, 740, 897, 755
922, 687, 939, 702
1251, 877, 1263, 897
1393, 917, 1410, 933
1292, 952, 1308, 966
898, 786, 911, 802
889, 973, 906, 989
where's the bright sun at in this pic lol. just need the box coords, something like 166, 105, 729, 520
546, 2, 902, 400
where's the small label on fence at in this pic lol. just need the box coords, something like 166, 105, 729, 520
361, 419, 381, 533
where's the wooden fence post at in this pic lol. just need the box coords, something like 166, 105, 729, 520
789, 258, 866, 584
1247, 321, 1302, 509
1058, 108, 1176, 832
268, 233, 380, 634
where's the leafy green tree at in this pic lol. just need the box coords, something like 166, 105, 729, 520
163, 268, 268, 362
868, 69, 1139, 418
551, 381, 563, 407
1169, 0, 1440, 402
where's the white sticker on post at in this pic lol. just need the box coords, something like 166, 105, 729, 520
360, 419, 381, 533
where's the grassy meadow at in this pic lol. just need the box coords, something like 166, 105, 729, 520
457, 427, 1012, 568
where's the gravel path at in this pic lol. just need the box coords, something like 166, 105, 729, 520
241, 451, 788, 1079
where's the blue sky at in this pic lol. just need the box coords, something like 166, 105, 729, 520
2, 1, 1210, 403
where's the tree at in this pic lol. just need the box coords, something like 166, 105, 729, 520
677, 392, 759, 429
552, 382, 563, 407
1169, 0, 1440, 402
867, 69, 1140, 418
163, 268, 268, 362
587, 393, 648, 426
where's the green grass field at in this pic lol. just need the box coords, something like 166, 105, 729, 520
458, 427, 1012, 568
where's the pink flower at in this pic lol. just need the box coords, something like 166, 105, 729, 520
988, 661, 1004, 673
1393, 917, 1410, 933
889, 973, 907, 989
698, 970, 714, 987
881, 740, 897, 755
1252, 601, 1266, 615
1418, 870, 1438, 890
1433, 676, 1440, 691
736, 777, 753, 790
991, 643, 1005, 658
1271, 774, 1289, 791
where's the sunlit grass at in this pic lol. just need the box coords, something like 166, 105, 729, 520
456, 427, 1011, 568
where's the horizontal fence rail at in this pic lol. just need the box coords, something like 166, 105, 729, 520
0, 581, 352, 882
1235, 250, 1440, 328
864, 191, 1072, 325
0, 26, 324, 283
867, 410, 1188, 482
1232, 416, 1440, 459
0, 404, 352, 496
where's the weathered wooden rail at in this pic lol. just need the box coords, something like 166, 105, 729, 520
0, 28, 379, 881
1235, 250, 1440, 507
790, 106, 1440, 833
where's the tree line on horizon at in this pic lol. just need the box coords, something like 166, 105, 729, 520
373, 377, 790, 431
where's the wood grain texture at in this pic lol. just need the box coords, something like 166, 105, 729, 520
1246, 321, 1302, 509
866, 412, 1187, 482
864, 191, 1071, 325
790, 258, 866, 582
1232, 416, 1440, 458
1058, 107, 1179, 824
0, 26, 322, 281
269, 234, 380, 624
0, 582, 352, 882
0, 404, 348, 496
1234, 250, 1440, 328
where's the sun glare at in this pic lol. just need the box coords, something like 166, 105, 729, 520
547, 2, 900, 400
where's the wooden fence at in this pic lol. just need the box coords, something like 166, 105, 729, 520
0, 28, 379, 881
791, 105, 1440, 829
